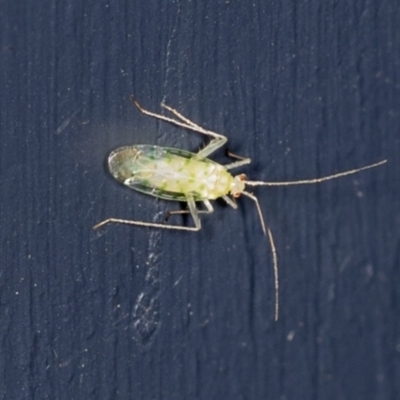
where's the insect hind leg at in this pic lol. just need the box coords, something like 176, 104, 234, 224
161, 103, 206, 130
130, 95, 227, 159
93, 218, 200, 232
93, 195, 204, 232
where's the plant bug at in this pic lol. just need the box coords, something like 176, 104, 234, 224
94, 96, 387, 321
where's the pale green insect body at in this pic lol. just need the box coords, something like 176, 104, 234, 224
95, 96, 387, 321
109, 144, 235, 201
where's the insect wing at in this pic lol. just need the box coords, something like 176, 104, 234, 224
109, 145, 194, 201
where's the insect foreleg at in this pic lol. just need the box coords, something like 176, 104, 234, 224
224, 158, 252, 170
224, 150, 252, 170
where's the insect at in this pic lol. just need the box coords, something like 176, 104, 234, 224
94, 96, 387, 321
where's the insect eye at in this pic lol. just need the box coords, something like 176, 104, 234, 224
231, 175, 246, 197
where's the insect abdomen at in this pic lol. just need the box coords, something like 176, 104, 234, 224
108, 145, 233, 201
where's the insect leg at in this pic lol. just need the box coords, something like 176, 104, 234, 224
242, 191, 279, 321
160, 103, 208, 130
222, 195, 238, 209
131, 96, 205, 133
93, 195, 203, 232
224, 158, 252, 170
130, 96, 227, 159
160, 103, 229, 156
226, 150, 251, 161
93, 218, 200, 232
186, 194, 201, 229
222, 150, 252, 170
165, 200, 214, 221
195, 138, 227, 159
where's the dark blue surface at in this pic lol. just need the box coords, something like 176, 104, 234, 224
0, 1, 399, 399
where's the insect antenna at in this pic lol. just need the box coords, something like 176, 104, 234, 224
245, 160, 387, 187
241, 158, 386, 321
242, 191, 279, 321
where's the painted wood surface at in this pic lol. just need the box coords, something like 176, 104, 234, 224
0, 1, 399, 399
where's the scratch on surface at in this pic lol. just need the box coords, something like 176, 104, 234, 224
173, 275, 183, 287
52, 346, 89, 369
287, 331, 296, 341
133, 292, 160, 342
132, 0, 181, 343
162, 0, 181, 102
55, 108, 80, 135
132, 211, 163, 343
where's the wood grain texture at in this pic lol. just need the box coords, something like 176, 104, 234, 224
0, 1, 399, 399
